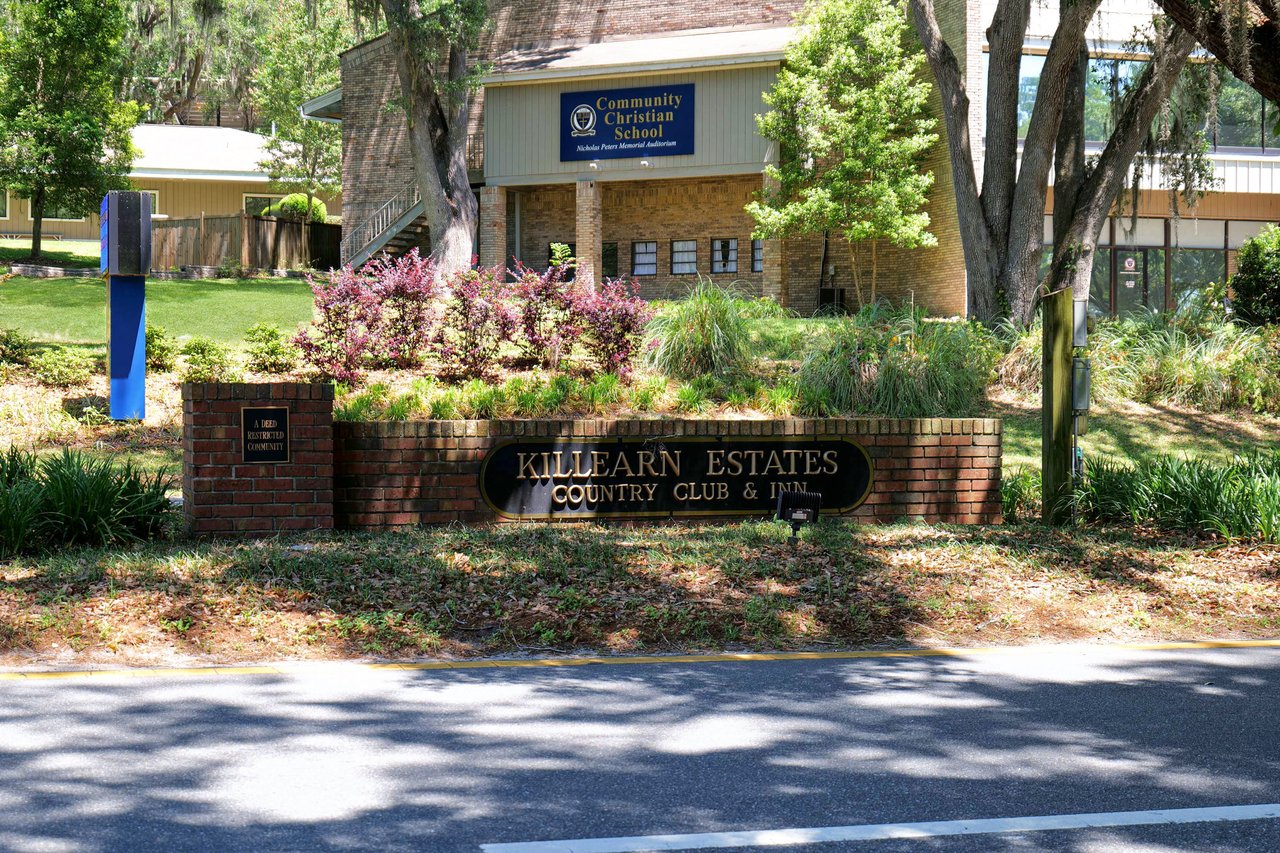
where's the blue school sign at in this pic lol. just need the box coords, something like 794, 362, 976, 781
560, 83, 695, 162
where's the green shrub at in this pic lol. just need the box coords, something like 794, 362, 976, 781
244, 323, 300, 375
1000, 312, 1280, 414
1230, 224, 1280, 326
1076, 452, 1280, 542
146, 325, 180, 372
798, 303, 1000, 417
0, 449, 176, 556
647, 278, 755, 380
181, 336, 241, 383
460, 379, 512, 419
30, 346, 94, 388
265, 193, 327, 223
1001, 467, 1041, 522
674, 382, 711, 414
334, 382, 390, 421
0, 328, 36, 365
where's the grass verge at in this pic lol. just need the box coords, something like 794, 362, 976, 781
0, 239, 100, 269
1, 521, 1276, 666
0, 275, 314, 346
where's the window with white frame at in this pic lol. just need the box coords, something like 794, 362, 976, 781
711, 238, 737, 274
244, 194, 285, 216
139, 190, 159, 215
632, 241, 657, 276
671, 239, 697, 275
752, 239, 764, 273
0, 191, 8, 220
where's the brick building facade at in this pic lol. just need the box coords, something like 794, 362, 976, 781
321, 0, 973, 317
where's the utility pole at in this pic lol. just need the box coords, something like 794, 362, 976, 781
1041, 287, 1073, 524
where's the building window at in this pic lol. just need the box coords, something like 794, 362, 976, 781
751, 239, 764, 273
671, 239, 697, 275
711, 238, 737, 274
0, 191, 7, 220
602, 242, 618, 279
37, 200, 86, 222
244, 194, 285, 216
138, 190, 159, 215
632, 241, 657, 276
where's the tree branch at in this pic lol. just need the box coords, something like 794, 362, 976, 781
1155, 0, 1280, 102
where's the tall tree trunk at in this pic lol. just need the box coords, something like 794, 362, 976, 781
383, 0, 478, 276
908, 0, 1000, 322
30, 187, 44, 260
1047, 28, 1197, 300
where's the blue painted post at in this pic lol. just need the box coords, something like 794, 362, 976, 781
107, 276, 146, 420
101, 191, 152, 421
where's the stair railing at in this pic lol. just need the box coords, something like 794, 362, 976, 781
340, 183, 422, 265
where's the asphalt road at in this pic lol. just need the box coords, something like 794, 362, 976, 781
2, 643, 1279, 852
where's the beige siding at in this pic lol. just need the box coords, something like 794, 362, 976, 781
0, 179, 342, 241
484, 66, 778, 186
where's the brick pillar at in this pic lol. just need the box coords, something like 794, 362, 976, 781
575, 179, 602, 287
182, 383, 334, 537
479, 185, 508, 270
761, 173, 786, 305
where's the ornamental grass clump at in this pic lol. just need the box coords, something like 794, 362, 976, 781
646, 278, 755, 380
798, 303, 1000, 417
0, 448, 176, 557
1075, 452, 1280, 542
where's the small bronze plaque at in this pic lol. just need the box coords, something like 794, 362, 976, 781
241, 406, 290, 463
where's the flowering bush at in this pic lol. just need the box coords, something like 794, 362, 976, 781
431, 266, 517, 380
366, 250, 440, 368
510, 262, 580, 368
571, 277, 654, 376
294, 265, 383, 384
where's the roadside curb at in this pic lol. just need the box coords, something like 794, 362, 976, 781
3, 637, 1279, 682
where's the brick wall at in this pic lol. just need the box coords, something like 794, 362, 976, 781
182, 383, 335, 537
517, 176, 769, 300
334, 417, 1002, 529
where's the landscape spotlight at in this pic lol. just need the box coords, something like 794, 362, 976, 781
776, 489, 822, 546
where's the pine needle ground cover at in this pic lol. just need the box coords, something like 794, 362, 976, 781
1, 522, 1276, 667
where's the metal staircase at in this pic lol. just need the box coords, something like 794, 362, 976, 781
340, 183, 427, 268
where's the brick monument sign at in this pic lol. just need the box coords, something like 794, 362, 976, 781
182, 383, 1001, 537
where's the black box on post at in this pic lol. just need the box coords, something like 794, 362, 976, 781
99, 191, 152, 277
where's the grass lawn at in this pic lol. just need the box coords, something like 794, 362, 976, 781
994, 392, 1280, 472
0, 238, 100, 269
1, 521, 1276, 666
0, 275, 315, 347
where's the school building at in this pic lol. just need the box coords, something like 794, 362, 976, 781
308, 0, 1280, 318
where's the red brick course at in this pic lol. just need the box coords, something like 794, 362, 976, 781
182, 383, 335, 538
333, 416, 1002, 530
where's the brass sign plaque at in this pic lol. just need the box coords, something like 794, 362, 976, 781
480, 436, 874, 520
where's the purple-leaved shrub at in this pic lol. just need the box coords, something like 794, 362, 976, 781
294, 265, 383, 384
431, 266, 518, 380
571, 277, 654, 376
510, 262, 581, 368
366, 250, 440, 368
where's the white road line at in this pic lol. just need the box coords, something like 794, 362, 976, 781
480, 803, 1280, 853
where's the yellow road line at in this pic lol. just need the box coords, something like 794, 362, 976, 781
2, 638, 1279, 682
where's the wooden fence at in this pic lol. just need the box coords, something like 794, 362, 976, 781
151, 214, 341, 272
